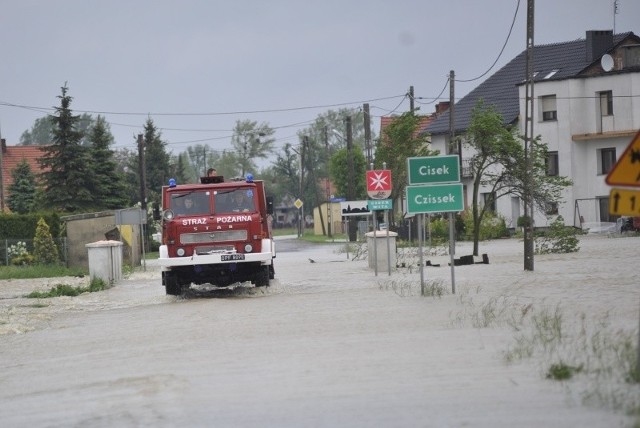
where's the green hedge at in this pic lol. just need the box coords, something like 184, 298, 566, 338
0, 213, 62, 239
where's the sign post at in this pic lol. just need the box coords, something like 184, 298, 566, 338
406, 156, 463, 294
294, 198, 304, 237
605, 129, 640, 377
366, 169, 393, 276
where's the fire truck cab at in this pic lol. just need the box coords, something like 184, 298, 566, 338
157, 174, 275, 295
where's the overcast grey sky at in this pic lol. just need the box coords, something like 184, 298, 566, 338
1, 0, 638, 162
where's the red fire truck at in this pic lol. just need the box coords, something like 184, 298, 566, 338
156, 174, 275, 295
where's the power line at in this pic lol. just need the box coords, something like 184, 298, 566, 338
0, 95, 406, 118
455, 0, 521, 83
415, 77, 450, 105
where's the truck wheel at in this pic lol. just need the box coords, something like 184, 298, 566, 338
165, 273, 182, 296
254, 266, 270, 287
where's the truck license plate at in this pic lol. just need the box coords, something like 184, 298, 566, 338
221, 254, 245, 261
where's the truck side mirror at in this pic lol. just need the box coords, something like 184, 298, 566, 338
266, 196, 274, 215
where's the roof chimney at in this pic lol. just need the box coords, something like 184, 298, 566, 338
586, 30, 613, 63
435, 102, 450, 116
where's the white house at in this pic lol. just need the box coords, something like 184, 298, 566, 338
424, 30, 640, 230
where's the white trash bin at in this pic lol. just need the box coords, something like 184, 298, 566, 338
86, 240, 124, 285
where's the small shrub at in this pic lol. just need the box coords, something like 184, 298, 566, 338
461, 210, 509, 241
33, 217, 59, 264
10, 254, 35, 266
420, 279, 446, 298
89, 277, 108, 292
27, 284, 82, 298
546, 362, 583, 380
25, 278, 109, 298
7, 241, 34, 265
429, 217, 449, 240
535, 216, 580, 254
517, 215, 532, 228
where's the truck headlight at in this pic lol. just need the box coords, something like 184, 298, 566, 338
163, 209, 175, 221
177, 248, 186, 256
244, 244, 253, 253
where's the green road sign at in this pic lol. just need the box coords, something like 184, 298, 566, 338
368, 199, 392, 211
407, 155, 460, 185
406, 183, 464, 214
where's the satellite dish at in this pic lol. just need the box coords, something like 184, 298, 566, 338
601, 54, 614, 72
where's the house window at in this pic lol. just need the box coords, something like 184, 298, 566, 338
543, 69, 560, 79
599, 90, 613, 116
545, 202, 559, 216
598, 196, 617, 223
540, 95, 557, 121
482, 192, 496, 212
546, 151, 559, 176
599, 148, 616, 175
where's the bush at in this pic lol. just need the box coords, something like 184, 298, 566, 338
430, 217, 450, 240
461, 210, 509, 241
33, 218, 59, 264
7, 241, 34, 265
535, 216, 580, 254
11, 254, 35, 266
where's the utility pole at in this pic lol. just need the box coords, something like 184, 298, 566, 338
449, 71, 458, 294
299, 136, 308, 237
346, 116, 357, 242
523, 0, 535, 271
324, 126, 332, 238
137, 134, 147, 211
409, 85, 415, 113
449, 71, 457, 157
363, 103, 372, 166
0, 137, 5, 212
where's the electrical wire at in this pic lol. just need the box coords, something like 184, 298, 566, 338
370, 94, 408, 116
455, 0, 521, 83
0, 95, 406, 118
415, 77, 450, 105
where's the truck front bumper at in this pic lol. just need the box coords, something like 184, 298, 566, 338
157, 239, 275, 271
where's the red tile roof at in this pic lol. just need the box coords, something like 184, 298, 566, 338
1, 143, 49, 207
379, 114, 436, 141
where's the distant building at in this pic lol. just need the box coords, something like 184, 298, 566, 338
424, 30, 640, 230
0, 139, 48, 211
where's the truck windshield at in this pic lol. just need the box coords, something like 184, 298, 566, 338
171, 191, 210, 216
215, 189, 256, 213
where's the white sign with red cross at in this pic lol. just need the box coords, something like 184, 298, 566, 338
366, 169, 392, 199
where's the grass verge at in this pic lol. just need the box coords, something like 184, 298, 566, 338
0, 264, 87, 280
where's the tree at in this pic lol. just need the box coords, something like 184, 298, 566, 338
113, 147, 140, 207
38, 84, 94, 212
7, 159, 37, 213
329, 147, 367, 200
169, 153, 191, 185
269, 143, 301, 202
20, 113, 96, 146
88, 116, 129, 209
33, 217, 59, 264
143, 118, 171, 205
230, 119, 275, 177
375, 111, 437, 203
19, 117, 53, 146
185, 145, 209, 182
297, 108, 371, 199
464, 100, 571, 255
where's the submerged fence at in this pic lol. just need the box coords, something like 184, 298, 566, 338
0, 238, 69, 267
